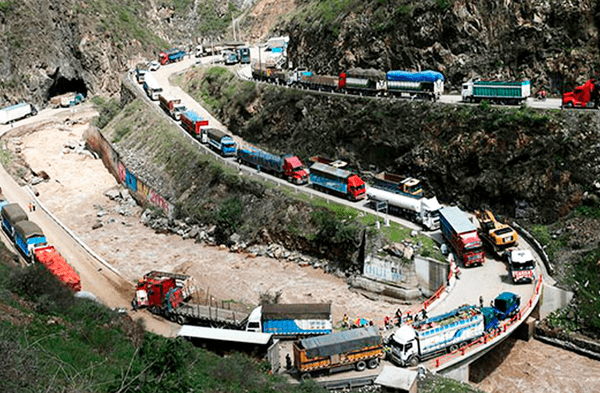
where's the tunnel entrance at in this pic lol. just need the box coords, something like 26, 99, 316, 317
46, 74, 89, 101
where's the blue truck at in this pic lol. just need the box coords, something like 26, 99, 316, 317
206, 128, 236, 157
237, 146, 308, 184
14, 221, 47, 259
159, 48, 186, 65
1, 203, 28, 238
245, 303, 333, 337
385, 70, 445, 101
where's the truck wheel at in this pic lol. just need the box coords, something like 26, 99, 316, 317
566, 102, 573, 108
355, 361, 367, 371
407, 356, 419, 367
367, 358, 379, 369
449, 344, 458, 353
300, 373, 311, 381
176, 315, 186, 325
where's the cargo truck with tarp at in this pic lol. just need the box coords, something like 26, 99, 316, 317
309, 162, 366, 201
14, 220, 46, 259
1, 203, 28, 238
245, 303, 333, 337
462, 78, 530, 104
180, 110, 209, 138
206, 128, 237, 157
34, 245, 81, 291
385, 70, 445, 101
293, 326, 384, 380
237, 146, 308, 184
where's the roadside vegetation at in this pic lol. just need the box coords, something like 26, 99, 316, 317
0, 242, 328, 392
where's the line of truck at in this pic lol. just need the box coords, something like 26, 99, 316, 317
0, 197, 81, 291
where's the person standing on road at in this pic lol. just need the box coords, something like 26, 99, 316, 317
479, 295, 484, 308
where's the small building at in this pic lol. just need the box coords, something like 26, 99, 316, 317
375, 365, 418, 393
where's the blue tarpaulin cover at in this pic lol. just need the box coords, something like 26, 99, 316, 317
386, 70, 445, 82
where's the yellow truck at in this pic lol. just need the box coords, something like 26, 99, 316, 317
475, 210, 518, 257
293, 326, 384, 380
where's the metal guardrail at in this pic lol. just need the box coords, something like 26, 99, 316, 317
427, 273, 543, 369
512, 221, 554, 275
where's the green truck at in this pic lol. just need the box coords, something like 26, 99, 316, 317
462, 78, 530, 105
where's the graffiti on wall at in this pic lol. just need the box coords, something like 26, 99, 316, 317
363, 254, 404, 284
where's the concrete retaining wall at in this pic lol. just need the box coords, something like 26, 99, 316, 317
414, 255, 449, 297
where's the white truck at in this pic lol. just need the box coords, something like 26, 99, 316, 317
366, 186, 441, 230
507, 249, 536, 283
143, 73, 163, 101
386, 305, 485, 367
0, 103, 37, 124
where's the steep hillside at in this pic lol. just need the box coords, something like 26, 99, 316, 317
0, 0, 251, 106
280, 0, 600, 93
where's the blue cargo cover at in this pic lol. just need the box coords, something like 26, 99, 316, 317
182, 110, 202, 122
386, 70, 445, 82
310, 162, 353, 194
439, 206, 476, 234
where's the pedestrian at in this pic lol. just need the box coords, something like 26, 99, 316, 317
479, 295, 484, 308
454, 265, 461, 279
286, 353, 292, 370
32, 201, 36, 211
383, 315, 391, 329
28, 202, 32, 212
342, 313, 349, 329
421, 309, 428, 320
395, 308, 402, 326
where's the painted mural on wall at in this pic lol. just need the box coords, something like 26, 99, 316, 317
87, 126, 174, 217
363, 254, 404, 284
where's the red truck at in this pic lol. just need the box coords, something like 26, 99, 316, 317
562, 79, 600, 108
180, 110, 209, 138
439, 206, 485, 267
134, 271, 196, 312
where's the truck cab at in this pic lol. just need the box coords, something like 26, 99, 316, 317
562, 79, 599, 108
507, 249, 536, 283
245, 306, 263, 332
348, 175, 366, 201
282, 155, 308, 184
387, 325, 420, 367
491, 292, 520, 320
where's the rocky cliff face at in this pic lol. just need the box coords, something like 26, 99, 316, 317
285, 0, 600, 93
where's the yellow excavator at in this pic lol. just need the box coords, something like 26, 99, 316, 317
475, 210, 518, 257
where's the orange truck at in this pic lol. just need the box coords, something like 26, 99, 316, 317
293, 326, 384, 380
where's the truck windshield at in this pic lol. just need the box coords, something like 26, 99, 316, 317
513, 262, 534, 270
406, 184, 422, 194
292, 165, 305, 172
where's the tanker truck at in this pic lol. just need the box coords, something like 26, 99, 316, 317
366, 186, 441, 230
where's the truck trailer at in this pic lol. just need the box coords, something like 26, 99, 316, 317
439, 206, 485, 267
372, 172, 423, 198
287, 68, 339, 91
206, 128, 236, 157
339, 68, 386, 95
13, 220, 47, 259
142, 73, 163, 101
0, 103, 37, 124
294, 326, 384, 380
1, 203, 28, 238
158, 94, 187, 120
180, 110, 209, 138
34, 245, 81, 291
237, 146, 308, 184
251, 61, 287, 84
462, 79, 530, 105
245, 303, 332, 337
366, 187, 441, 230
159, 48, 186, 65
309, 162, 366, 201
387, 305, 487, 367
385, 70, 445, 101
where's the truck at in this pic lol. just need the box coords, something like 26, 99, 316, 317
0, 103, 37, 125
236, 146, 308, 184
385, 70, 445, 101
287, 68, 339, 91
461, 78, 530, 105
366, 187, 441, 231
134, 271, 247, 327
475, 210, 518, 257
237, 47, 251, 64
339, 68, 386, 95
487, 292, 520, 321
135, 69, 147, 83
142, 73, 163, 101
245, 303, 332, 337
158, 94, 187, 120
507, 249, 536, 283
1, 203, 28, 238
223, 50, 239, 65
206, 128, 237, 157
33, 245, 81, 291
562, 79, 600, 108
309, 162, 366, 201
251, 61, 287, 84
159, 48, 186, 65
293, 326, 384, 380
180, 110, 209, 138
13, 220, 47, 259
372, 172, 423, 198
387, 305, 488, 367
439, 206, 485, 267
